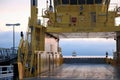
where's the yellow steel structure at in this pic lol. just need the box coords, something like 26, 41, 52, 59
43, 0, 120, 33
17, 0, 120, 79
17, 0, 63, 79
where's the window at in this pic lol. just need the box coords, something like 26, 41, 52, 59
58, 0, 61, 5
91, 12, 96, 22
32, 0, 37, 6
87, 0, 94, 4
54, 0, 61, 6
62, 0, 69, 4
105, 0, 109, 4
70, 0, 77, 5
95, 0, 102, 4
78, 0, 86, 5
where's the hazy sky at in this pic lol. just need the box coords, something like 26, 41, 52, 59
0, 0, 120, 32
0, 0, 46, 32
0, 0, 119, 56
59, 38, 116, 56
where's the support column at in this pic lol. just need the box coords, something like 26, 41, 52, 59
116, 32, 120, 64
39, 27, 46, 51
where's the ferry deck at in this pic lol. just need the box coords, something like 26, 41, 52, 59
25, 63, 120, 80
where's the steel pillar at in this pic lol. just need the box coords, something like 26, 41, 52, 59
116, 32, 120, 64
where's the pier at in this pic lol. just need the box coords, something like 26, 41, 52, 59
0, 48, 17, 65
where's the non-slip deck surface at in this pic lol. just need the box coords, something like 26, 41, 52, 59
25, 64, 120, 80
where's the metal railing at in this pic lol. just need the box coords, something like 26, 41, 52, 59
0, 48, 17, 62
0, 65, 13, 79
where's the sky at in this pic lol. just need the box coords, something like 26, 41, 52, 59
59, 38, 116, 56
0, 0, 119, 56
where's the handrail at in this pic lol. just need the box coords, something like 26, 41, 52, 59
0, 48, 17, 62
0, 65, 13, 78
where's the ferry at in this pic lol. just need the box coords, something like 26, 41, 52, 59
1, 0, 120, 80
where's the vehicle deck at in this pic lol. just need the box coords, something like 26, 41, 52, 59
25, 63, 120, 80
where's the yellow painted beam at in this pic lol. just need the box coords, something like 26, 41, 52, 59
47, 26, 120, 33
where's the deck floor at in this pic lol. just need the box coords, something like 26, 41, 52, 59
25, 64, 120, 80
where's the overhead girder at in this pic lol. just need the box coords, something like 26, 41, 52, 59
46, 26, 120, 33
49, 32, 116, 38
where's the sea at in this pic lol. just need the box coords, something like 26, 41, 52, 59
59, 38, 116, 57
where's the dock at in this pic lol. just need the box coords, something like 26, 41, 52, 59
0, 48, 17, 65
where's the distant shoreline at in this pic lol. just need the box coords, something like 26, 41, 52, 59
63, 56, 113, 59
